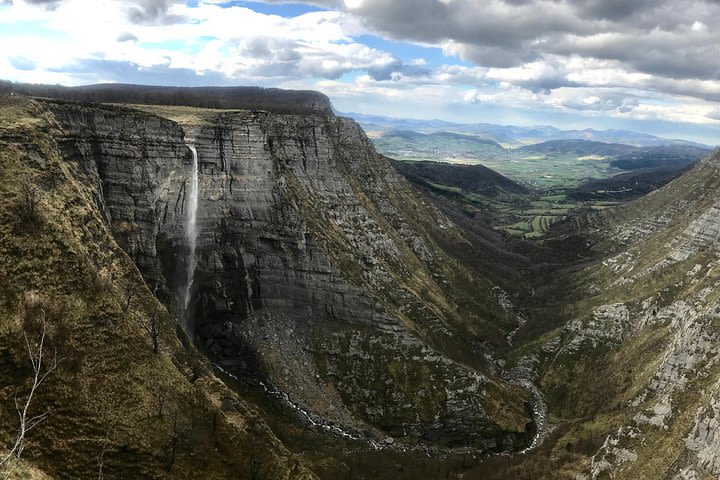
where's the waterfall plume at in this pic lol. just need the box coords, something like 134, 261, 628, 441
181, 144, 199, 331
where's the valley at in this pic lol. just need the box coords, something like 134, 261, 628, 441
370, 125, 710, 240
1, 84, 720, 480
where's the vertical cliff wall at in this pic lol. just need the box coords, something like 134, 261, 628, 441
0, 96, 317, 479
44, 99, 532, 450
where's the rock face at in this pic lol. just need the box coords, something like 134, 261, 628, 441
9, 90, 720, 478
44, 99, 531, 450
0, 96, 317, 480
530, 152, 720, 480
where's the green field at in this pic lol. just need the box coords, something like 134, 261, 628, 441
404, 173, 621, 240
496, 205, 574, 239
461, 153, 620, 189
378, 140, 649, 239
379, 134, 707, 240
417, 176, 585, 239
376, 137, 625, 191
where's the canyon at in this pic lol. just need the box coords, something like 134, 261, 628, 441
1, 86, 720, 479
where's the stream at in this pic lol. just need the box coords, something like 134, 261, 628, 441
211, 363, 383, 449
502, 355, 550, 455
212, 358, 549, 458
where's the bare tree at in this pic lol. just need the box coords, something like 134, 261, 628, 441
14, 182, 42, 233
122, 284, 135, 314
96, 423, 115, 480
154, 388, 167, 418
0, 310, 62, 479
20, 183, 38, 225
132, 311, 160, 353
164, 410, 185, 472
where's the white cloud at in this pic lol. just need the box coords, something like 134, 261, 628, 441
3, 0, 720, 134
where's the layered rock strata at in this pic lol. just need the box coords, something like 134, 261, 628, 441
44, 99, 532, 450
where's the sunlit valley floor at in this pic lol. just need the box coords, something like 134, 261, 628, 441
1, 84, 720, 480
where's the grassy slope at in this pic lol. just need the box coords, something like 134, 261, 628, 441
0, 96, 315, 479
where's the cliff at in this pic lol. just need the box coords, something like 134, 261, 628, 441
0, 92, 538, 479
0, 96, 316, 479
0, 81, 334, 115
6, 83, 720, 479
488, 150, 720, 479
43, 97, 532, 449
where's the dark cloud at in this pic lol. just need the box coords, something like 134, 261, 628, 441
510, 73, 579, 94
705, 109, 720, 120
127, 0, 187, 25
340, 0, 589, 67
367, 59, 431, 81
646, 77, 720, 103
571, 0, 660, 20
328, 0, 720, 99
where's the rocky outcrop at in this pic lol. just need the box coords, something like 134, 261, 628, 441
43, 99, 532, 451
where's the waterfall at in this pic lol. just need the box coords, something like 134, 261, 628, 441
181, 144, 199, 331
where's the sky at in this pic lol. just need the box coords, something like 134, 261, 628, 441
3, 0, 720, 144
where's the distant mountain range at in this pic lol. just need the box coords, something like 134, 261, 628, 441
372, 130, 711, 166
345, 112, 713, 149
369, 125, 713, 193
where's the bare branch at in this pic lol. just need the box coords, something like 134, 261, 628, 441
1, 309, 63, 478
132, 311, 160, 354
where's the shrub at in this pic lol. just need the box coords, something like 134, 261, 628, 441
14, 182, 43, 233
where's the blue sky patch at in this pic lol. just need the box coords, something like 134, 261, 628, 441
352, 34, 471, 69
224, 1, 327, 17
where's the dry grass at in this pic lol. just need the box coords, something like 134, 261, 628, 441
0, 96, 316, 479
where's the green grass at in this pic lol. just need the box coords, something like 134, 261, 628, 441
426, 181, 463, 194
380, 135, 630, 240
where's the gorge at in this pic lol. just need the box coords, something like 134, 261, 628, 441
1, 85, 720, 479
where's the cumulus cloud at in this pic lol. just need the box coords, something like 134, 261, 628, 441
5, 0, 720, 132
331, 0, 720, 88
126, 0, 187, 24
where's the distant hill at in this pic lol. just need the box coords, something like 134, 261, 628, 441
544, 128, 710, 149
0, 80, 334, 115
567, 167, 692, 202
565, 145, 712, 202
347, 112, 712, 149
610, 145, 712, 170
392, 159, 529, 200
374, 130, 506, 161
514, 139, 638, 157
